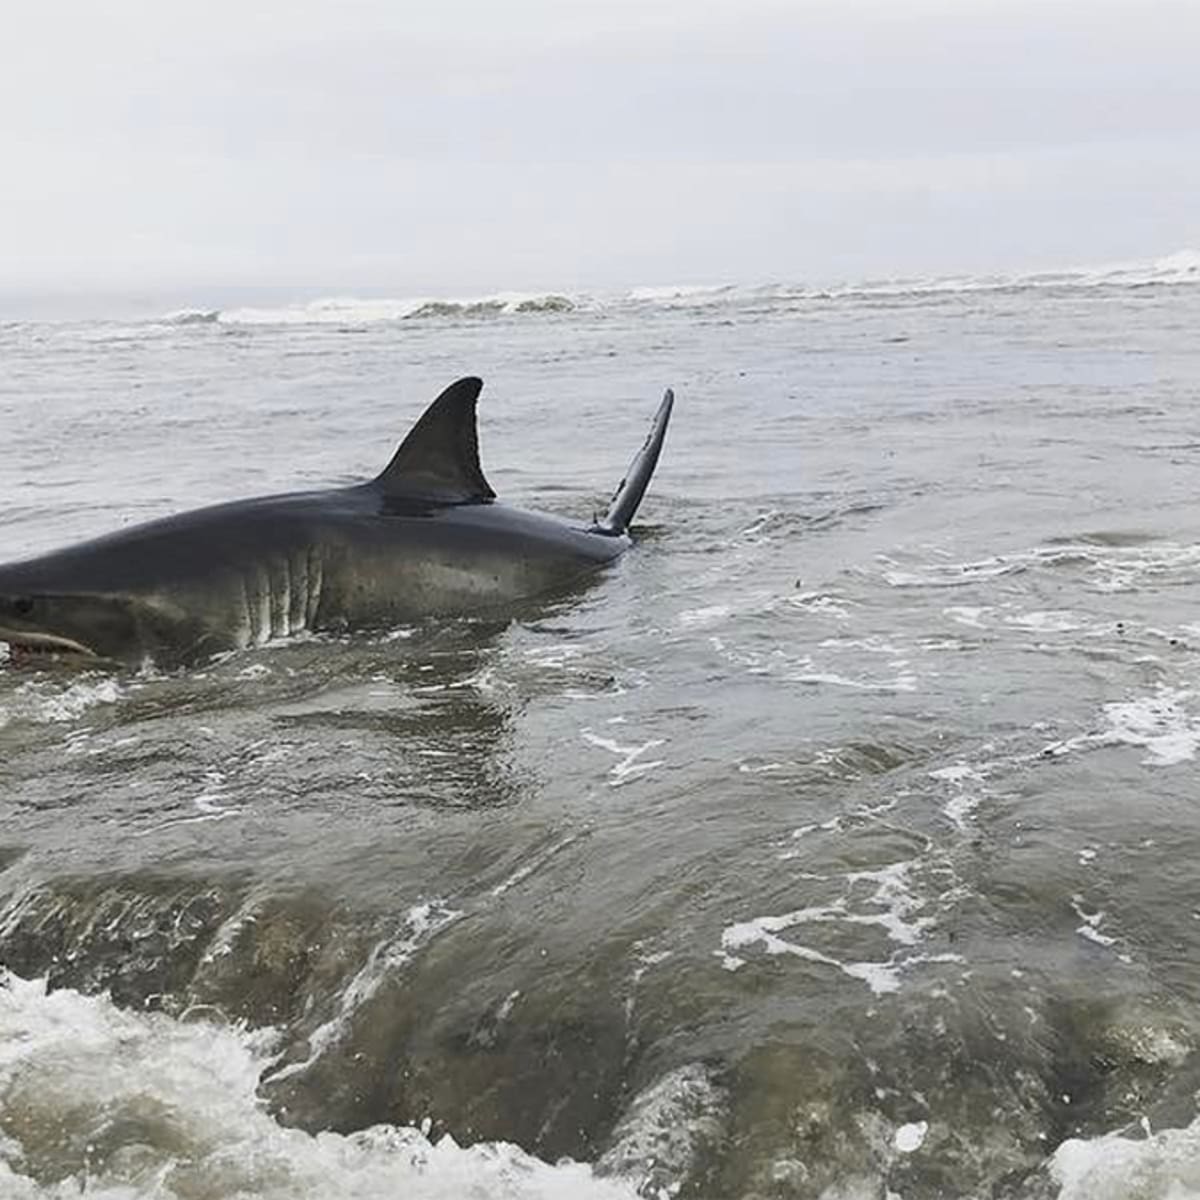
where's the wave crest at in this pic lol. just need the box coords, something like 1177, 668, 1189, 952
149, 249, 1200, 328
215, 292, 578, 327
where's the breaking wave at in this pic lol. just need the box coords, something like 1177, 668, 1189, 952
212, 292, 579, 327
812, 247, 1200, 302
160, 308, 221, 325
0, 971, 640, 1200
140, 249, 1200, 329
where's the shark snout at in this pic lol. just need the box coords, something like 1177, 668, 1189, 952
0, 625, 99, 664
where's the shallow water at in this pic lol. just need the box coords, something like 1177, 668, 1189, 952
4, 261, 1200, 1197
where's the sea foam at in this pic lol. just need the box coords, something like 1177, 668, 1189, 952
0, 971, 638, 1200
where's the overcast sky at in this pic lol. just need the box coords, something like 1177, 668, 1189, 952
2, 0, 1198, 302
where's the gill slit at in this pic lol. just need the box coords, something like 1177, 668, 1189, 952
290, 551, 308, 634
307, 546, 323, 630
277, 555, 290, 639
256, 565, 271, 646
240, 575, 254, 650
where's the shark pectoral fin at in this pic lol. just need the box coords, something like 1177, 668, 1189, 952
596, 388, 674, 535
375, 376, 496, 504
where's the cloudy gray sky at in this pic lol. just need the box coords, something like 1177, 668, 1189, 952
2, 0, 1198, 302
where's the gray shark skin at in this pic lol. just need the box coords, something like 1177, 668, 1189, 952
0, 377, 674, 667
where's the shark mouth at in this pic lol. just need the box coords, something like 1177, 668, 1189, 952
0, 629, 98, 664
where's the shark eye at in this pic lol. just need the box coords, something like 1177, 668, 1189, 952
12, 596, 34, 617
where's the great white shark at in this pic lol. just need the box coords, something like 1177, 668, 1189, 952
0, 377, 673, 666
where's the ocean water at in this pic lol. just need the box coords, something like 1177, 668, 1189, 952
3, 252, 1200, 1198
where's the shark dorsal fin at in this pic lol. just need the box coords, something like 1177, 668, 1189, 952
375, 376, 496, 503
